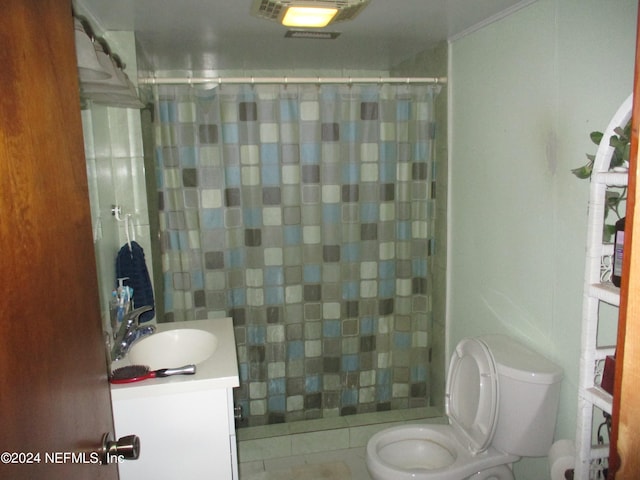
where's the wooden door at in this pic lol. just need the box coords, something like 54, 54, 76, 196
0, 1, 119, 479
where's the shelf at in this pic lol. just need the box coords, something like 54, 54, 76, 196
589, 444, 609, 461
575, 93, 631, 480
588, 283, 620, 306
593, 171, 629, 187
583, 387, 613, 414
594, 346, 616, 360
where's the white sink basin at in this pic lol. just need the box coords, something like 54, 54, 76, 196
111, 317, 238, 395
128, 328, 218, 370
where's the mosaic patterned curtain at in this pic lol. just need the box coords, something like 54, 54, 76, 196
153, 83, 440, 426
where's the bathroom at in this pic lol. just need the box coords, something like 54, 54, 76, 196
76, 0, 637, 479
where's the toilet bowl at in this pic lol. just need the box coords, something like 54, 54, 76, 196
367, 424, 519, 480
366, 335, 563, 480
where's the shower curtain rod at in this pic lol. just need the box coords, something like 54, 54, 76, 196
138, 76, 447, 86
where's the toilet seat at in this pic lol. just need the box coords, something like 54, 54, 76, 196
446, 337, 498, 454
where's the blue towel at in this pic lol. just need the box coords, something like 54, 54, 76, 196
116, 241, 155, 323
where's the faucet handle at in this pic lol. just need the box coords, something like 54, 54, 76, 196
124, 305, 154, 325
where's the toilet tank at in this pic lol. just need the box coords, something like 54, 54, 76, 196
478, 335, 563, 457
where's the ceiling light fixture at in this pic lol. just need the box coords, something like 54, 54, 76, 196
281, 7, 337, 27
251, 0, 371, 28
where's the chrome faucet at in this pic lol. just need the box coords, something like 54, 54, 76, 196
111, 305, 156, 361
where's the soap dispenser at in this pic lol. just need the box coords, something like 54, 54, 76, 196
110, 277, 132, 335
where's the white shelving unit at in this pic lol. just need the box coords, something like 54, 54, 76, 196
574, 94, 632, 479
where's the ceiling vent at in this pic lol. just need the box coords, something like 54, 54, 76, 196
251, 0, 371, 25
285, 29, 341, 39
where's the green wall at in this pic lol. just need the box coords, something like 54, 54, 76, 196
449, 0, 637, 478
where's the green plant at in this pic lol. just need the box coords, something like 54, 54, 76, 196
572, 120, 631, 179
572, 120, 631, 240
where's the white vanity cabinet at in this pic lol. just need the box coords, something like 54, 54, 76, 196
110, 317, 239, 480
112, 387, 238, 479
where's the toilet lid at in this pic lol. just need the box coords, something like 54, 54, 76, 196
446, 337, 498, 454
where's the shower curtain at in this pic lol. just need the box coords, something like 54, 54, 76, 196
153, 82, 440, 426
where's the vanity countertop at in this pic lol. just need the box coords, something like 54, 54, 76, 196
110, 317, 239, 400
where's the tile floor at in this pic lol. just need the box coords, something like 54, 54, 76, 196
239, 447, 372, 480
237, 407, 446, 479
237, 406, 445, 463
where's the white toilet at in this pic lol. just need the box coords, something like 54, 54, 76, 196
366, 334, 563, 480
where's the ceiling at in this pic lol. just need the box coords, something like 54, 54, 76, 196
76, 0, 534, 75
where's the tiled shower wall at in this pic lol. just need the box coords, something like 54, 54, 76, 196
83, 104, 155, 336
81, 31, 155, 336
